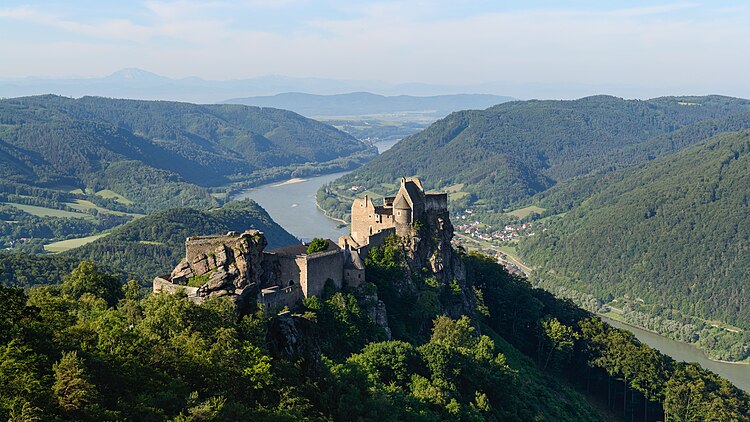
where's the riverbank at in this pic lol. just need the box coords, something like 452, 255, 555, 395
455, 232, 750, 369
599, 314, 748, 365
273, 177, 306, 187
315, 201, 348, 225
233, 171, 351, 241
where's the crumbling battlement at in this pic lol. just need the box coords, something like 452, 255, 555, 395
164, 230, 267, 305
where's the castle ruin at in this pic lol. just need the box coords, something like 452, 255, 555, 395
153, 177, 452, 310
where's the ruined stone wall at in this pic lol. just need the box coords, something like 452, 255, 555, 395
351, 196, 375, 245
185, 235, 238, 263
258, 285, 302, 310
263, 253, 302, 289
424, 193, 448, 213
303, 249, 344, 298
344, 268, 365, 288
351, 197, 398, 246
169, 230, 267, 303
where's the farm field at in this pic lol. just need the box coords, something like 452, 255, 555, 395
506, 205, 545, 219
3, 202, 91, 219
43, 233, 109, 253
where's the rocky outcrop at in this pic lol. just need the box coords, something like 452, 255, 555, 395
402, 211, 476, 320
167, 230, 267, 306
267, 313, 322, 374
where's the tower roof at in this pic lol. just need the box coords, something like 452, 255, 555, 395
393, 193, 410, 209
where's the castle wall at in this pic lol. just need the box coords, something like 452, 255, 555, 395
263, 253, 302, 289
153, 276, 202, 304
351, 196, 397, 246
351, 197, 375, 245
303, 249, 344, 298
424, 194, 448, 213
184, 233, 244, 263
344, 268, 365, 288
258, 285, 301, 310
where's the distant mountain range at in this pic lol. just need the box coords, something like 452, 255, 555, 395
0, 68, 516, 104
223, 92, 515, 118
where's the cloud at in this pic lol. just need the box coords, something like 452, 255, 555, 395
0, 6, 154, 43
0, 1, 748, 98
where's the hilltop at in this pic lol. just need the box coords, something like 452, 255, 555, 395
0, 199, 299, 287
318, 95, 750, 221
0, 95, 374, 251
2, 176, 748, 420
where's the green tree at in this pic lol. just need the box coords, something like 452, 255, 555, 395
61, 261, 122, 306
305, 238, 329, 254
53, 351, 98, 414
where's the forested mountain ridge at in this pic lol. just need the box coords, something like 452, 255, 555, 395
0, 95, 375, 214
519, 129, 750, 360
319, 95, 750, 220
0, 199, 299, 287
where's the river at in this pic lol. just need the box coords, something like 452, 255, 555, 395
233, 171, 351, 242
601, 316, 750, 392
233, 140, 397, 242
234, 141, 750, 393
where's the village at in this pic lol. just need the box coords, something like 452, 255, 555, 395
454, 210, 538, 243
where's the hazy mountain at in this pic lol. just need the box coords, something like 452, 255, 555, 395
223, 92, 515, 118
0, 68, 513, 104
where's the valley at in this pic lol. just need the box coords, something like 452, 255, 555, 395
318, 95, 750, 365
3, 3, 750, 420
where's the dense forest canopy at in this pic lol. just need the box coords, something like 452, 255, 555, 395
1, 244, 747, 420
518, 130, 750, 359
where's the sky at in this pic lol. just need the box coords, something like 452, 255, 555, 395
1, 0, 749, 99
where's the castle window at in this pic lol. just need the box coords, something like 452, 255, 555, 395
358, 273, 361, 279
369, 214, 372, 219
397, 211, 401, 216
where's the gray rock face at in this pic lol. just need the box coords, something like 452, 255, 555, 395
168, 230, 268, 308
401, 210, 476, 320
373, 299, 392, 339
267, 314, 322, 374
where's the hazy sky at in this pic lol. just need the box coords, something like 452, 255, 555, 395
1, 0, 749, 98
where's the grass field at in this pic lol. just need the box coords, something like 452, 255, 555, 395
444, 183, 465, 193
66, 199, 143, 218
506, 205, 545, 219
4, 202, 91, 219
44, 233, 109, 253
96, 189, 133, 205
